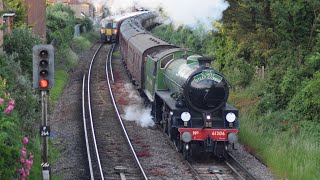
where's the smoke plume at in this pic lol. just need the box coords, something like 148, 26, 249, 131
121, 83, 155, 127
89, 0, 229, 30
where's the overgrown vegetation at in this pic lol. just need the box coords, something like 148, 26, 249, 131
0, 2, 98, 178
3, 27, 43, 76
3, 0, 27, 27
153, 0, 320, 179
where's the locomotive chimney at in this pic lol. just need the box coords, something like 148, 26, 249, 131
198, 57, 213, 68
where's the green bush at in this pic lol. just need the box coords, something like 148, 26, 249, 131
153, 24, 204, 53
55, 45, 78, 70
0, 54, 39, 179
0, 77, 21, 178
3, 27, 42, 76
223, 59, 254, 89
277, 68, 303, 108
0, 54, 38, 130
76, 17, 93, 32
257, 69, 284, 113
288, 71, 320, 122
47, 3, 76, 47
304, 52, 320, 76
81, 31, 100, 44
72, 36, 91, 51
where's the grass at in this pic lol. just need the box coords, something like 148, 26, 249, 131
240, 117, 320, 179
113, 50, 121, 58
232, 80, 320, 180
80, 30, 100, 43
50, 70, 69, 102
28, 135, 61, 180
72, 36, 91, 50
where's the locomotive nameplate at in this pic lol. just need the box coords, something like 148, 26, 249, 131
178, 128, 238, 141
193, 70, 223, 83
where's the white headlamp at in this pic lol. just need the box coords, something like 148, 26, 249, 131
226, 112, 236, 122
181, 112, 191, 122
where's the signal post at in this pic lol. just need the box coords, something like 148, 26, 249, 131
32, 44, 54, 180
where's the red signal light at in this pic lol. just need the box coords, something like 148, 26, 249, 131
40, 79, 49, 88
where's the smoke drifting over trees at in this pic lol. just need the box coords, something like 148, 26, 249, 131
90, 0, 229, 30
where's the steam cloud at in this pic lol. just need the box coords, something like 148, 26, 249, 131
122, 105, 154, 127
89, 0, 229, 30
121, 83, 155, 127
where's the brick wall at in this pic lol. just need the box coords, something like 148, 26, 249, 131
25, 0, 46, 39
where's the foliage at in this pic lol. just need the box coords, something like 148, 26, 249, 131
72, 36, 91, 51
221, 1, 320, 179
55, 44, 78, 70
0, 77, 20, 178
46, 3, 76, 47
0, 53, 39, 130
3, 27, 42, 76
80, 31, 100, 44
218, 0, 320, 119
76, 16, 93, 32
288, 72, 320, 122
0, 53, 39, 179
222, 59, 254, 89
153, 24, 204, 53
3, 0, 27, 27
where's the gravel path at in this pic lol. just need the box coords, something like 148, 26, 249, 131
50, 45, 97, 179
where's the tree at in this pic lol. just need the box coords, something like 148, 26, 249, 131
4, 0, 26, 27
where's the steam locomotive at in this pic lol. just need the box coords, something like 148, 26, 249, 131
118, 12, 239, 158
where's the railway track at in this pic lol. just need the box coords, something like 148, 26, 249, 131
82, 44, 147, 179
186, 153, 257, 180
158, 123, 257, 180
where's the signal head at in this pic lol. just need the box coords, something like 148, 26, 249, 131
32, 44, 55, 91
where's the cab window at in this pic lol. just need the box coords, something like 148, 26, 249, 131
160, 54, 173, 69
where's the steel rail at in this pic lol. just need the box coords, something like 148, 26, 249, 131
226, 152, 257, 180
105, 44, 148, 179
82, 74, 94, 180
225, 161, 245, 180
109, 43, 115, 83
184, 160, 202, 180
87, 44, 104, 179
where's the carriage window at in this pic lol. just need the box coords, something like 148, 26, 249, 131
160, 54, 173, 68
153, 61, 157, 77
112, 22, 117, 28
